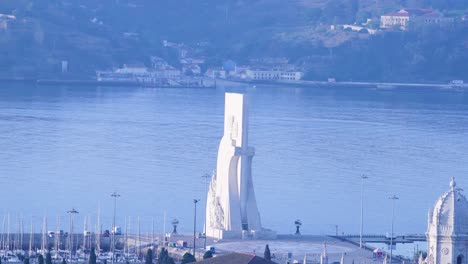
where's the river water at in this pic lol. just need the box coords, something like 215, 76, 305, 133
0, 83, 467, 237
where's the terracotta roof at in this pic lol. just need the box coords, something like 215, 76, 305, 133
383, 12, 409, 17
383, 8, 437, 17
194, 252, 276, 264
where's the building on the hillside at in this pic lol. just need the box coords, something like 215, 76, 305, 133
180, 58, 205, 76
182, 64, 201, 75
424, 177, 468, 264
0, 14, 16, 30
233, 66, 251, 79
150, 56, 168, 69
380, 8, 453, 30
96, 64, 181, 82
180, 58, 205, 65
245, 69, 303, 81
462, 14, 468, 21
342, 24, 377, 34
248, 58, 299, 73
205, 68, 227, 79
223, 60, 237, 72
249, 57, 289, 65
162, 40, 184, 48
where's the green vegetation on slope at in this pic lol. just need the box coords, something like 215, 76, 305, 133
0, 0, 466, 82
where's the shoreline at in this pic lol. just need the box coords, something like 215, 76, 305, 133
0, 78, 215, 89
244, 79, 467, 90
0, 77, 466, 91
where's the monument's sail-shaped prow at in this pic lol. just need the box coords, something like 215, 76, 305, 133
205, 93, 275, 240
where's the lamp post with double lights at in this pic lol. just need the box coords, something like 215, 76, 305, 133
359, 174, 368, 249
202, 172, 211, 250
67, 208, 79, 264
110, 192, 120, 264
193, 199, 200, 256
389, 195, 399, 264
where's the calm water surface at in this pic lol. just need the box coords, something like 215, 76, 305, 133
0, 84, 467, 236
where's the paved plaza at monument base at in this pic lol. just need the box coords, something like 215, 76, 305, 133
210, 236, 378, 264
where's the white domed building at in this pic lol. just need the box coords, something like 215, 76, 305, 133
426, 177, 468, 264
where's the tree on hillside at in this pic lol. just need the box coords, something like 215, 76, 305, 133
45, 252, 52, 264
38, 254, 44, 264
145, 248, 153, 264
203, 251, 213, 259
89, 247, 97, 264
264, 244, 271, 261
181, 252, 196, 264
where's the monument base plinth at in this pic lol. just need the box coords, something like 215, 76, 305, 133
207, 228, 277, 240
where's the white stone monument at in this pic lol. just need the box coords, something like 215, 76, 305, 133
426, 177, 468, 264
205, 93, 275, 240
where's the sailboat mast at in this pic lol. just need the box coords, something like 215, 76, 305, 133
87, 216, 92, 255
151, 217, 154, 247
123, 217, 127, 257
14, 215, 18, 252
7, 213, 10, 251
163, 211, 166, 238
1, 215, 5, 252
20, 216, 23, 253
133, 217, 136, 257
41, 215, 47, 253
29, 218, 33, 257
138, 217, 141, 259
83, 216, 87, 251
56, 216, 61, 258
163, 211, 166, 247
97, 206, 101, 252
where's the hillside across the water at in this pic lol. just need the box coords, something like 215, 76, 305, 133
0, 0, 467, 82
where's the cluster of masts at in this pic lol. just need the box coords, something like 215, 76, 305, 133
0, 212, 162, 263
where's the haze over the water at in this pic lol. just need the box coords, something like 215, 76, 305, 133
0, 84, 467, 235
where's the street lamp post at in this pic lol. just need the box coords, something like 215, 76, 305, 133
359, 174, 368, 249
294, 220, 302, 235
389, 195, 399, 264
111, 192, 121, 264
193, 199, 200, 257
67, 208, 79, 264
202, 173, 211, 251
171, 219, 179, 234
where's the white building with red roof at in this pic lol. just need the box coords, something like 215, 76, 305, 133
380, 8, 451, 30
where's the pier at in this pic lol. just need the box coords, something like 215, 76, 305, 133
332, 234, 426, 245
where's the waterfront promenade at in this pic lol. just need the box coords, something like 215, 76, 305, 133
129, 233, 406, 264
1, 77, 466, 91
245, 78, 468, 90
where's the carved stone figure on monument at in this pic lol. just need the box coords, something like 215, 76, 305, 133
204, 93, 276, 240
